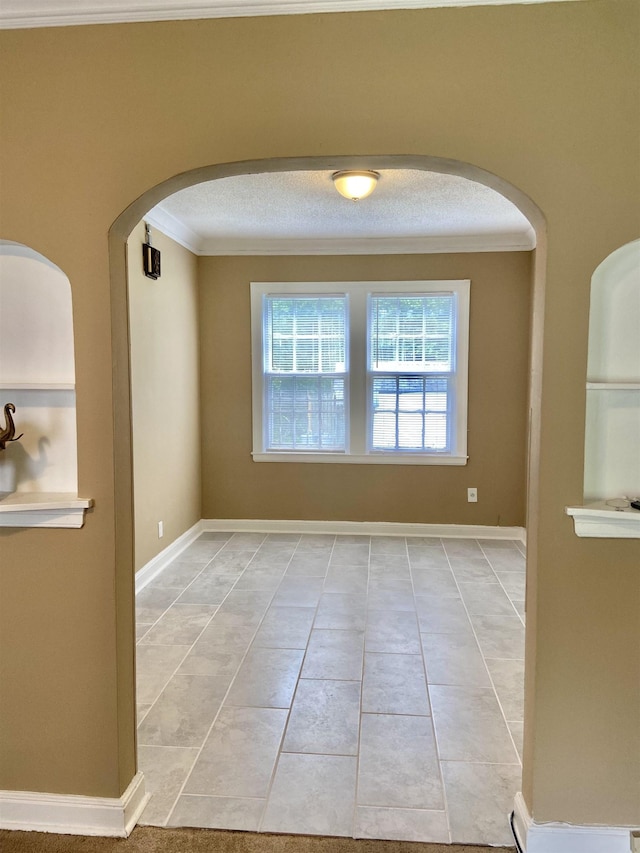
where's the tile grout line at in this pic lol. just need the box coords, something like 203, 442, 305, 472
476, 543, 526, 753
140, 532, 280, 823
136, 535, 260, 655
424, 539, 490, 843
479, 543, 527, 629
135, 541, 231, 724
138, 535, 303, 799
136, 550, 220, 643
137, 536, 230, 624
350, 534, 371, 840
138, 532, 524, 842
138, 533, 289, 727
160, 534, 302, 825
441, 539, 524, 770
257, 534, 337, 833
408, 537, 452, 845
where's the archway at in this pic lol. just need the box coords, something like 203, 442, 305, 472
109, 155, 547, 842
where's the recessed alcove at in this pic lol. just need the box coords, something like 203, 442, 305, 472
0, 241, 92, 527
566, 239, 640, 537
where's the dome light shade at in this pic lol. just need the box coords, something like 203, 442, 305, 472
332, 170, 380, 201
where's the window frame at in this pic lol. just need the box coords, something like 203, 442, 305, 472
251, 280, 470, 465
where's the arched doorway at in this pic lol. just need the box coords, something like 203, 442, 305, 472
109, 155, 546, 845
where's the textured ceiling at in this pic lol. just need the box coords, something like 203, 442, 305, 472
148, 169, 535, 255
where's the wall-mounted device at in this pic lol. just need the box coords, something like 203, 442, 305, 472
143, 223, 161, 280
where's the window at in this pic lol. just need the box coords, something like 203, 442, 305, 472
369, 294, 455, 453
263, 295, 347, 452
251, 281, 469, 465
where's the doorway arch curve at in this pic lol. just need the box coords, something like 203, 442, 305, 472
109, 153, 547, 799
111, 154, 547, 244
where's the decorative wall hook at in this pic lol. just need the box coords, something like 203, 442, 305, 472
0, 403, 23, 451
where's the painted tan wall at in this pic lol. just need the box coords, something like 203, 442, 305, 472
128, 222, 201, 572
199, 253, 531, 526
0, 0, 638, 827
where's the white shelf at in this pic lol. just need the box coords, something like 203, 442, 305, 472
0, 492, 93, 528
0, 382, 75, 391
586, 382, 640, 390
566, 502, 640, 538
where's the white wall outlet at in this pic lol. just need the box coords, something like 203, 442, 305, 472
467, 487, 478, 503
158, 520, 164, 538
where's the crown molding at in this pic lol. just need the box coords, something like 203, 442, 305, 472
144, 211, 536, 256
144, 207, 202, 255
198, 231, 536, 255
0, 0, 587, 30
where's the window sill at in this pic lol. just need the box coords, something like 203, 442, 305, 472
565, 503, 640, 538
0, 492, 93, 528
252, 452, 468, 466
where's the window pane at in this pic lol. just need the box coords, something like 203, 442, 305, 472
398, 376, 424, 411
398, 413, 424, 449
295, 337, 319, 372
424, 413, 448, 451
370, 375, 450, 452
265, 296, 346, 374
272, 337, 293, 372
371, 376, 398, 410
266, 376, 345, 451
372, 412, 397, 449
370, 294, 454, 373
425, 384, 448, 412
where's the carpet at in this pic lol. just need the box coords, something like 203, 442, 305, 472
0, 827, 515, 852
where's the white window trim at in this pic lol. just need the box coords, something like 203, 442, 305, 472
250, 280, 470, 465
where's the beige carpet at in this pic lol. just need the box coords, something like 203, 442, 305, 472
1, 827, 515, 852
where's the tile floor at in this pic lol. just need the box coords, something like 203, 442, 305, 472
136, 532, 525, 846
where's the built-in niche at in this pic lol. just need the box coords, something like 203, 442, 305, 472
0, 241, 91, 527
567, 239, 640, 537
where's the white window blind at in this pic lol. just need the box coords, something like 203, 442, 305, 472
263, 295, 347, 451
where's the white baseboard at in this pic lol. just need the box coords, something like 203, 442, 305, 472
0, 772, 149, 837
135, 520, 203, 593
201, 517, 526, 542
513, 792, 638, 853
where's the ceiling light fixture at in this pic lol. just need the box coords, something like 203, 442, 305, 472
332, 170, 380, 201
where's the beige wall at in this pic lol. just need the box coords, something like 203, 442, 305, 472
0, 0, 638, 827
200, 253, 531, 526
128, 222, 201, 572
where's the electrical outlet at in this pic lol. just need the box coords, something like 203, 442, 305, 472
158, 520, 164, 538
467, 488, 478, 503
